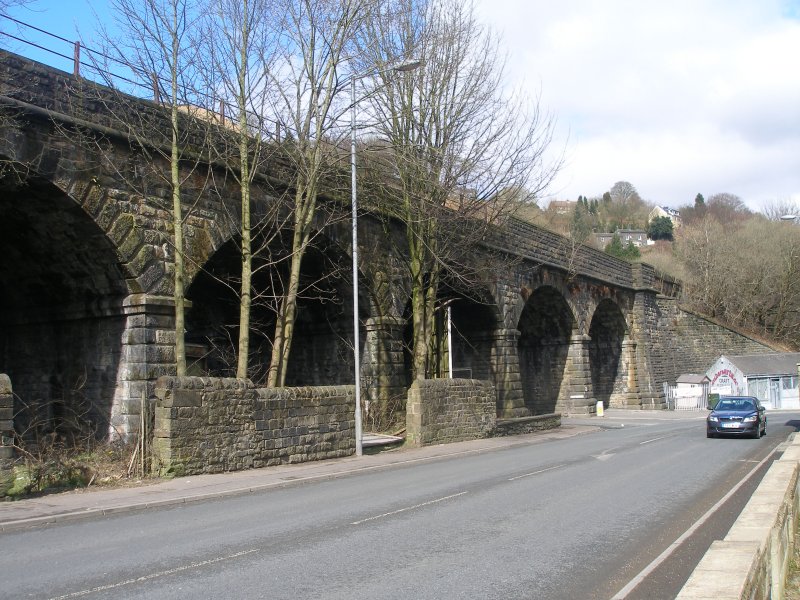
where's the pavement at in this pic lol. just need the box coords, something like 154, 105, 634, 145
0, 408, 708, 533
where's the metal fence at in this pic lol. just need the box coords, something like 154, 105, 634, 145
664, 382, 709, 411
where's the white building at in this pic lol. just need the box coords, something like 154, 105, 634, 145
706, 353, 800, 410
672, 374, 710, 409
648, 206, 682, 228
594, 229, 649, 248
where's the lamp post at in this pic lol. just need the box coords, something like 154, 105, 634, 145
350, 59, 421, 456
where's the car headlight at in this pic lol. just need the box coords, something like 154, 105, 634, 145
743, 415, 757, 422
708, 416, 719, 422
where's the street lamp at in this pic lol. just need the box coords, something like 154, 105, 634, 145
350, 58, 421, 456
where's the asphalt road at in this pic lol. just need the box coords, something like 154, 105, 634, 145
2, 411, 798, 600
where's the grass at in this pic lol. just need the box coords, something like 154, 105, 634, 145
0, 440, 151, 500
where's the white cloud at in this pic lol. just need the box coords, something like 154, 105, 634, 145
474, 0, 800, 210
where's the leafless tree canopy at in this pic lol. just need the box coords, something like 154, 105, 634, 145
357, 0, 561, 379
675, 209, 800, 349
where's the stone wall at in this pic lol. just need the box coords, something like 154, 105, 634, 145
0, 375, 13, 460
152, 377, 355, 476
406, 379, 496, 447
495, 413, 561, 436
644, 296, 774, 387
500, 218, 636, 289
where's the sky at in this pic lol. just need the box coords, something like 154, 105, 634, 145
3, 0, 800, 212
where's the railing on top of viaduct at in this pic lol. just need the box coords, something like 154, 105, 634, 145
0, 14, 680, 298
0, 13, 299, 142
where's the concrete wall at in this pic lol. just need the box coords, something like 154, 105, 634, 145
152, 377, 355, 476
677, 434, 800, 599
406, 379, 496, 447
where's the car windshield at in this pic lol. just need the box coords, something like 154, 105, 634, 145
717, 399, 755, 411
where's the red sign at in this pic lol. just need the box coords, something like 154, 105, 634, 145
711, 368, 739, 387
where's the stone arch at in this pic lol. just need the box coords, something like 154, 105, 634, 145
446, 290, 500, 382
0, 166, 134, 440
400, 280, 499, 385
588, 298, 629, 408
517, 285, 576, 414
185, 227, 363, 387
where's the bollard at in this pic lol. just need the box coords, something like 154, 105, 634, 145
596, 400, 604, 417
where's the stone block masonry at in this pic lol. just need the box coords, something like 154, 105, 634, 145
0, 375, 13, 461
406, 379, 497, 447
152, 377, 355, 476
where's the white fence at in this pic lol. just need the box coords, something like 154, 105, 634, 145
664, 383, 709, 411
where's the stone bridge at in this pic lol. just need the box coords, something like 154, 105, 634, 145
0, 51, 773, 440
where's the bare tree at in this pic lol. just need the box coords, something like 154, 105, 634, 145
359, 0, 560, 380
260, 0, 375, 387
94, 0, 210, 375
604, 180, 647, 230
704, 192, 752, 225
762, 199, 800, 222
675, 215, 727, 318
0, 0, 32, 20
675, 212, 800, 349
198, 0, 277, 379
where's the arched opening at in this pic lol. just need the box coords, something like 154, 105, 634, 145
401, 285, 497, 386
589, 299, 627, 408
517, 286, 575, 414
447, 295, 497, 381
186, 230, 363, 386
0, 169, 129, 441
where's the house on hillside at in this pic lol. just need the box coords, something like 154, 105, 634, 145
594, 229, 649, 249
548, 200, 576, 215
706, 353, 800, 410
649, 206, 682, 228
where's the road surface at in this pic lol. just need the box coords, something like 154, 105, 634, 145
2, 410, 797, 599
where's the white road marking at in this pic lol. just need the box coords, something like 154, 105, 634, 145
593, 454, 615, 461
640, 436, 668, 445
48, 549, 259, 599
508, 464, 565, 481
610, 450, 776, 599
351, 491, 467, 525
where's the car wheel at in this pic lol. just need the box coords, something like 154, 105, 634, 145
752, 426, 760, 439
707, 431, 714, 439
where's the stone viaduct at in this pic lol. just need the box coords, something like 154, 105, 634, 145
0, 50, 773, 443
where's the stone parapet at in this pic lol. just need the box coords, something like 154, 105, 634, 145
406, 379, 496, 447
677, 434, 800, 600
152, 377, 355, 476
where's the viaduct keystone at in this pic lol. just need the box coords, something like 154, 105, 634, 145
0, 51, 773, 471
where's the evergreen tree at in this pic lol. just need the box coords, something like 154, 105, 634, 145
648, 216, 674, 241
623, 241, 641, 259
605, 234, 641, 261
571, 198, 592, 243
605, 233, 624, 257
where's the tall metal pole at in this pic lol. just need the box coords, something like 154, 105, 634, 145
351, 75, 363, 456
447, 305, 453, 378
349, 58, 421, 457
